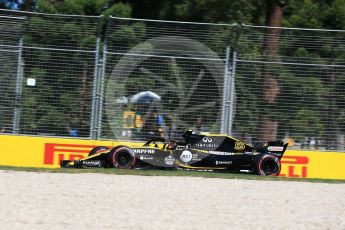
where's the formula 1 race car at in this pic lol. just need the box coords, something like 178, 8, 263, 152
61, 130, 288, 176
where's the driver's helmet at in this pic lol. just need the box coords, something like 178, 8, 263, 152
167, 141, 177, 150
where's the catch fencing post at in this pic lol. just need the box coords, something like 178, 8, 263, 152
90, 38, 101, 139
96, 43, 107, 139
227, 49, 237, 135
221, 45, 231, 134
12, 37, 24, 134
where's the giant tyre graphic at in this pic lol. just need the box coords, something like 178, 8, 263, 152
254, 154, 281, 176
107, 146, 136, 169
105, 36, 226, 138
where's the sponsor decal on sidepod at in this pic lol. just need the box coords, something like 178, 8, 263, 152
164, 156, 175, 165
215, 161, 232, 165
209, 151, 236, 156
133, 149, 155, 154
180, 150, 193, 163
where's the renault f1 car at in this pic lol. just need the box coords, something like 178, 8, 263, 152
61, 130, 288, 176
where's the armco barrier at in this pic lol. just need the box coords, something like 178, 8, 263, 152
0, 134, 344, 179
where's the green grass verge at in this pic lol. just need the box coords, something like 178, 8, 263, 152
0, 165, 344, 183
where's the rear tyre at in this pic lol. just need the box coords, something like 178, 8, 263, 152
107, 146, 136, 169
89, 146, 110, 156
254, 154, 281, 176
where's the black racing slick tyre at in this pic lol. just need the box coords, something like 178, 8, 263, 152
88, 146, 110, 156
107, 146, 136, 169
254, 154, 281, 176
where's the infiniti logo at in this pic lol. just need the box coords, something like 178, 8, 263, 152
202, 137, 212, 143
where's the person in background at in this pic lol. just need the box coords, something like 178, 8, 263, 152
139, 106, 164, 140
66, 124, 78, 137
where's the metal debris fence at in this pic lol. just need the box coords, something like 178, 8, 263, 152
0, 10, 344, 151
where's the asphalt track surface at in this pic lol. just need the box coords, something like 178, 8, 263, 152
1, 170, 345, 230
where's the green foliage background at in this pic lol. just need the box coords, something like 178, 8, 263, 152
0, 0, 344, 149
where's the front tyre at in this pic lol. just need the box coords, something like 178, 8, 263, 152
107, 146, 136, 169
254, 154, 281, 176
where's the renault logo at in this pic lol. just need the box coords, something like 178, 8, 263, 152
202, 137, 212, 143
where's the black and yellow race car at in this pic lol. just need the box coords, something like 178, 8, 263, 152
61, 130, 288, 176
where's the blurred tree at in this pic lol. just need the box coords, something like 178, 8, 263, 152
35, 0, 132, 17
258, 0, 284, 141
158, 0, 264, 25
